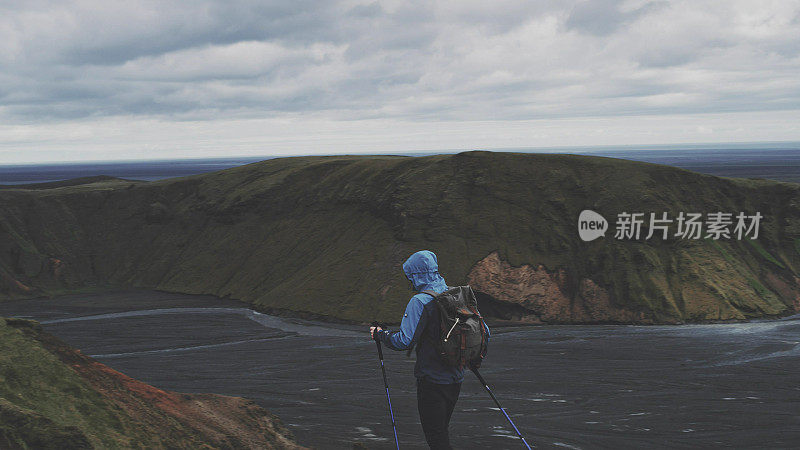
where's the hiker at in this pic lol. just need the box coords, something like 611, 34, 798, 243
370, 250, 490, 450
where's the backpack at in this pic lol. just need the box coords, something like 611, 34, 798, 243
419, 286, 489, 369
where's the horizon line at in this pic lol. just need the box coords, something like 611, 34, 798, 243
2, 139, 798, 167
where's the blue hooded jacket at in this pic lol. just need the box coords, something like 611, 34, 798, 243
379, 250, 489, 384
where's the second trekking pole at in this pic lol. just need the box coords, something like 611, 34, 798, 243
372, 322, 400, 450
471, 366, 533, 449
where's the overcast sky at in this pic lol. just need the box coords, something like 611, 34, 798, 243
1, 0, 799, 163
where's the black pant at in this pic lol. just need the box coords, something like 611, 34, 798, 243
417, 378, 462, 449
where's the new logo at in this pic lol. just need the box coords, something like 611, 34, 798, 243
578, 210, 608, 242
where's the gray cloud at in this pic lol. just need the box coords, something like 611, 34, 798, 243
565, 0, 669, 36
566, 0, 630, 36
0, 0, 799, 125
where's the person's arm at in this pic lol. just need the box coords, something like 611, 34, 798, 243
377, 296, 425, 351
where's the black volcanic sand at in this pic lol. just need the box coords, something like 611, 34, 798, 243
1, 291, 799, 449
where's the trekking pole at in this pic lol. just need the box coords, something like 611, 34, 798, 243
471, 367, 533, 449
372, 322, 400, 450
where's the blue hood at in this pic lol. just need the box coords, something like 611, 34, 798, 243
402, 250, 447, 292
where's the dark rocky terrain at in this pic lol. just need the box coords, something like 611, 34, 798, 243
3, 291, 799, 449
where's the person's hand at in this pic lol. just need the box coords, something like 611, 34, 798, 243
370, 326, 383, 341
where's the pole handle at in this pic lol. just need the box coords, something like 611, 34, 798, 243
371, 321, 386, 358
372, 320, 386, 341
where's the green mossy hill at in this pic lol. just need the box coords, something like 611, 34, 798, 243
0, 151, 798, 324
0, 317, 302, 449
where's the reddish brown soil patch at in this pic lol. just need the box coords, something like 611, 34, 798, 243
467, 252, 647, 323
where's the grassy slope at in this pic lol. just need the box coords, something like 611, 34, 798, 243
0, 151, 798, 324
0, 317, 301, 449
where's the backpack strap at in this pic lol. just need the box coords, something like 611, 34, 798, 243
420, 290, 438, 298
